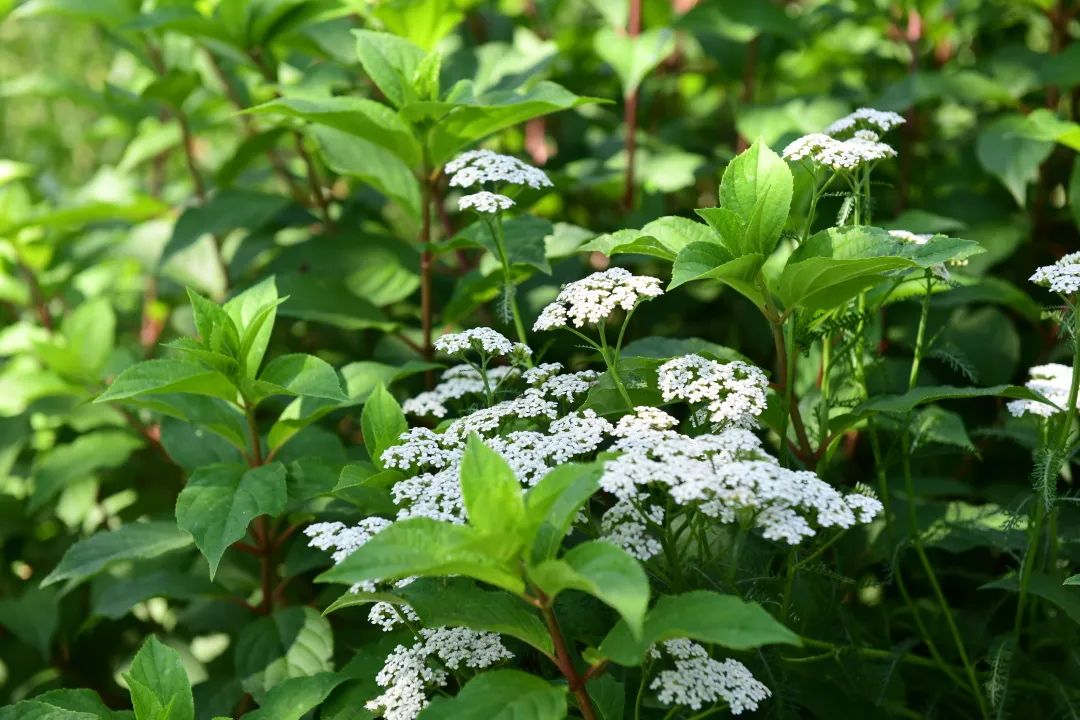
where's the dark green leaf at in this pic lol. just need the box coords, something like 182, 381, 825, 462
417, 670, 566, 719
42, 522, 193, 588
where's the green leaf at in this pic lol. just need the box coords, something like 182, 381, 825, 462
523, 463, 602, 563
326, 578, 553, 655
317, 517, 524, 594
594, 28, 676, 96
162, 190, 288, 266
361, 384, 408, 470
528, 541, 648, 638
911, 407, 974, 452
250, 96, 420, 166
0, 700, 101, 720
583, 358, 664, 416
1071, 155, 1080, 231
583, 216, 714, 262
776, 256, 914, 312
0, 690, 130, 720
426, 82, 599, 165
0, 586, 58, 657
976, 115, 1054, 207
353, 29, 426, 109
789, 225, 984, 267
460, 435, 526, 540
175, 463, 287, 578
443, 215, 553, 274
982, 573, 1080, 625
42, 522, 193, 588
718, 139, 792, 256
241, 672, 344, 720
224, 277, 282, 380
90, 568, 216, 620
370, 0, 463, 52
96, 360, 238, 404
340, 361, 438, 403
124, 636, 194, 720
312, 126, 420, 216
37, 297, 116, 380
598, 591, 800, 666
669, 244, 765, 308
418, 670, 566, 719
235, 607, 334, 701
30, 430, 143, 510
256, 353, 348, 403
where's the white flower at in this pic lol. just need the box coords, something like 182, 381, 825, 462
365, 627, 512, 720
304, 518, 392, 565
601, 498, 664, 560
782, 132, 896, 171
824, 107, 906, 136
538, 370, 600, 401
1029, 252, 1080, 295
781, 133, 836, 162
458, 191, 514, 214
446, 149, 552, 190
523, 362, 564, 385
533, 268, 663, 331
401, 365, 518, 418
434, 327, 519, 356
888, 229, 932, 246
650, 639, 771, 714
1007, 363, 1073, 418
381, 427, 461, 472
658, 355, 768, 428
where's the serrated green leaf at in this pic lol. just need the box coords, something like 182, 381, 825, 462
523, 463, 602, 563
124, 636, 194, 720
175, 462, 287, 578
96, 360, 238, 404
461, 435, 525, 541
256, 353, 347, 403
353, 30, 426, 109
418, 670, 566, 719
42, 522, 193, 588
235, 607, 334, 701
361, 384, 407, 470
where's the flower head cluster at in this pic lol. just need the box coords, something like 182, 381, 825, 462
888, 229, 932, 246
782, 108, 902, 171
824, 107, 906, 136
446, 149, 552, 190
533, 268, 663, 331
304, 518, 392, 564
1029, 252, 1080, 295
601, 499, 665, 560
365, 627, 512, 720
434, 327, 523, 358
1007, 363, 1073, 418
402, 365, 517, 418
650, 639, 771, 714
658, 354, 768, 428
458, 191, 514, 214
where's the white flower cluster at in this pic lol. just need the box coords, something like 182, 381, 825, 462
650, 639, 771, 714
1029, 252, 1080, 295
458, 191, 514, 214
434, 327, 524, 357
1007, 363, 1073, 418
888, 229, 932, 245
782, 108, 903, 171
365, 627, 513, 720
601, 498, 665, 561
304, 518, 392, 565
657, 354, 768, 428
824, 107, 906, 136
599, 408, 882, 549
446, 149, 552, 190
402, 365, 518, 418
533, 268, 664, 331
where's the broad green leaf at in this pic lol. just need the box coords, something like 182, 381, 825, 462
911, 407, 974, 452
125, 637, 194, 720
976, 115, 1054, 207
36, 297, 116, 380
0, 197, 168, 236
460, 435, 525, 540
275, 272, 396, 333
361, 384, 407, 470
776, 256, 914, 312
235, 607, 334, 701
0, 690, 130, 720
312, 126, 420, 216
426, 81, 599, 165
96, 360, 238, 404
1071, 155, 1080, 230
790, 225, 985, 267
353, 30, 426, 109
523, 463, 602, 563
187, 289, 241, 359
418, 670, 566, 719
256, 353, 348, 403
340, 360, 438, 403
240, 672, 344, 720
443, 215, 553, 274
224, 277, 282, 379
583, 357, 665, 416
598, 591, 800, 665
669, 243, 765, 308
175, 462, 287, 578
0, 586, 58, 657
594, 28, 676, 96
317, 517, 524, 594
249, 96, 420, 165
370, 0, 463, 52
42, 522, 193, 587
162, 190, 288, 265
30, 430, 143, 510
331, 463, 399, 514
528, 541, 648, 638
718, 139, 792, 256
0, 700, 100, 720
583, 215, 714, 262
982, 573, 1080, 625
90, 568, 216, 620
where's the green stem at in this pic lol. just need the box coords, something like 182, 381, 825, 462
599, 322, 634, 409
491, 214, 530, 354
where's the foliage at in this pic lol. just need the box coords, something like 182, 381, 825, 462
1, 1, 1080, 719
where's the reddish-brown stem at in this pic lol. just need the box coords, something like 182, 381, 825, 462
622, 0, 642, 209
735, 35, 759, 152
539, 596, 598, 720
